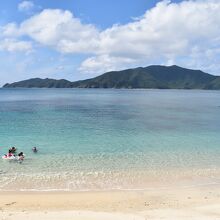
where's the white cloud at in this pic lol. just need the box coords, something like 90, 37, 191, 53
91, 0, 220, 73
19, 9, 99, 53
2, 23, 20, 37
18, 1, 34, 12
2, 0, 220, 75
0, 38, 32, 52
79, 55, 136, 74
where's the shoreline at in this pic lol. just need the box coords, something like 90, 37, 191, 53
0, 180, 220, 192
1, 87, 220, 91
1, 166, 220, 192
1, 178, 220, 193
1, 185, 220, 219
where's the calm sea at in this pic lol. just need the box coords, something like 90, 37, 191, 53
0, 88, 220, 191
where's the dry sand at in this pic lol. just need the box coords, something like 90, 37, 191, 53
0, 185, 220, 220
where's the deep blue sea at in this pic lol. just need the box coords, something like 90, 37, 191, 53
0, 88, 220, 191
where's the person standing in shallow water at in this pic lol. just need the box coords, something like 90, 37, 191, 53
10, 147, 17, 154
18, 152, 24, 161
32, 147, 38, 153
8, 149, 13, 157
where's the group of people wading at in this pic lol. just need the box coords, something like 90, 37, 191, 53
2, 146, 38, 162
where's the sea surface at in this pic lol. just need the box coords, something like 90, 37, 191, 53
0, 88, 220, 191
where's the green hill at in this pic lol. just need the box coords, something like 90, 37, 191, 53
3, 78, 72, 88
3, 65, 220, 89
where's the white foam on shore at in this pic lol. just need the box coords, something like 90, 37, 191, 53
0, 180, 220, 193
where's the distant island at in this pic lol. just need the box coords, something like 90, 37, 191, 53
3, 65, 220, 89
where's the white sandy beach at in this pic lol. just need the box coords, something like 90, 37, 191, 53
1, 185, 220, 220
2, 207, 220, 220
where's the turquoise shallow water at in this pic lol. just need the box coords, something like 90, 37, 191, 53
0, 88, 220, 191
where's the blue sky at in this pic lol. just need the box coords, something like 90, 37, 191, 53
1, 0, 173, 26
0, 0, 220, 85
